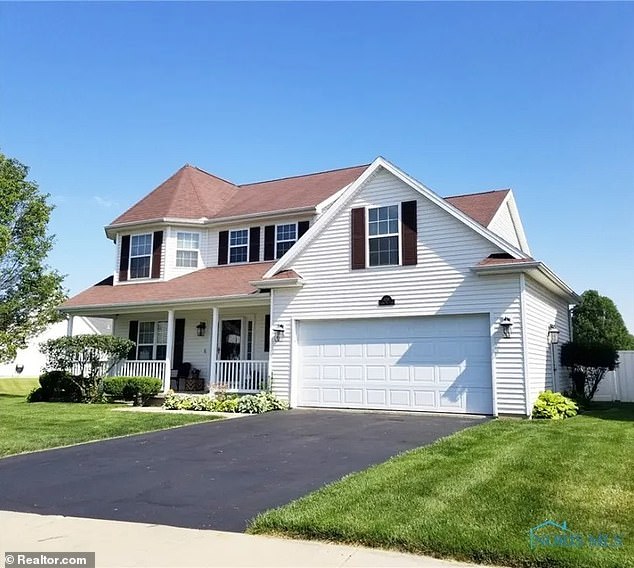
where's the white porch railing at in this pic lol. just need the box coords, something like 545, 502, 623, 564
109, 360, 167, 381
214, 360, 269, 393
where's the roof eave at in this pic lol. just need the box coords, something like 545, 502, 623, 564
59, 291, 269, 314
249, 277, 304, 289
471, 262, 579, 303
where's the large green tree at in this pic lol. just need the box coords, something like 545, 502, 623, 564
572, 290, 634, 350
0, 152, 66, 362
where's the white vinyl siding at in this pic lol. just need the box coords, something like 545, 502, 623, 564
269, 168, 527, 415
523, 276, 572, 408
488, 201, 521, 250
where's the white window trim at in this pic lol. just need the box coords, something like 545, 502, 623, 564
365, 204, 402, 268
176, 231, 200, 268
137, 320, 167, 360
275, 222, 298, 260
229, 228, 250, 264
129, 233, 153, 280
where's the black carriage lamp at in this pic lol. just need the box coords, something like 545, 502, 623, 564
499, 316, 513, 339
548, 324, 560, 345
196, 322, 207, 337
272, 323, 285, 343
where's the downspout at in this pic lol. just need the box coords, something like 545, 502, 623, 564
519, 273, 532, 417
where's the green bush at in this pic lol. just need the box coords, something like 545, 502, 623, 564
103, 376, 162, 406
162, 391, 288, 413
26, 371, 82, 403
532, 390, 578, 420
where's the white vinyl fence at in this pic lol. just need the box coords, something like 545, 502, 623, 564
594, 351, 634, 402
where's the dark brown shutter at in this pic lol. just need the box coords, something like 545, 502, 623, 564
119, 235, 130, 282
264, 314, 271, 352
127, 320, 138, 360
298, 221, 309, 238
351, 208, 366, 270
218, 230, 229, 265
249, 227, 261, 262
173, 319, 185, 369
151, 231, 163, 278
264, 225, 275, 260
401, 200, 418, 266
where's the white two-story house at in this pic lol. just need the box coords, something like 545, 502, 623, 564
61, 157, 578, 416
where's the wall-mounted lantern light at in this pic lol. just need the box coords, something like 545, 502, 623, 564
272, 323, 285, 343
15, 364, 24, 374
499, 316, 513, 339
548, 324, 560, 345
196, 322, 207, 337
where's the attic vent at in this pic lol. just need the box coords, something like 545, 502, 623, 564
487, 253, 514, 260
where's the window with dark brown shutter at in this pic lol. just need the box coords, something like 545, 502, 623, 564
264, 314, 271, 352
119, 235, 130, 282
298, 220, 309, 238
151, 231, 163, 278
401, 200, 418, 266
351, 208, 366, 269
218, 230, 229, 265
128, 320, 138, 360
249, 227, 261, 262
264, 225, 275, 260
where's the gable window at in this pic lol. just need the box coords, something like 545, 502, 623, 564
176, 232, 199, 268
368, 205, 399, 266
130, 234, 153, 278
229, 229, 249, 263
276, 223, 297, 258
137, 321, 167, 360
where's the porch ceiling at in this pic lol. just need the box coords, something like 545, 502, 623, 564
61, 263, 276, 314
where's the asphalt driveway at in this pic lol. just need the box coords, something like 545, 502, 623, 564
0, 409, 487, 532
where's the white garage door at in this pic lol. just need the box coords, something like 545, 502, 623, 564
297, 315, 493, 415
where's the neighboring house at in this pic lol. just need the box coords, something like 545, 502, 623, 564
0, 317, 111, 378
60, 157, 578, 416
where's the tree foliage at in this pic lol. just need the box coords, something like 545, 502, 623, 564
572, 290, 634, 350
0, 152, 66, 362
561, 341, 619, 402
40, 334, 134, 402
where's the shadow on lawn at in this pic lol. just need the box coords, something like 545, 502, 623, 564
581, 402, 634, 422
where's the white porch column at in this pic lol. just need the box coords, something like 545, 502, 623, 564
164, 309, 175, 392
66, 315, 74, 337
209, 306, 219, 392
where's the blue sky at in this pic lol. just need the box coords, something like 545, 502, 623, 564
1, 2, 633, 329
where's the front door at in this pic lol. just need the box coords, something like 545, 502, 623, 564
220, 319, 242, 360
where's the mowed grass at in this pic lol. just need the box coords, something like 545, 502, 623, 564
0, 378, 220, 458
249, 406, 634, 568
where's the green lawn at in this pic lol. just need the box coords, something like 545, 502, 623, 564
249, 406, 634, 568
0, 378, 221, 458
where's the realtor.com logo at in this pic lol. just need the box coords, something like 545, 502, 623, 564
529, 520, 623, 549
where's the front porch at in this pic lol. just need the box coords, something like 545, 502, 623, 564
67, 300, 273, 394
109, 359, 270, 393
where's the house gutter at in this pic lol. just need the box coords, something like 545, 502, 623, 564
59, 292, 269, 314
104, 207, 317, 239
471, 262, 579, 303
249, 278, 303, 289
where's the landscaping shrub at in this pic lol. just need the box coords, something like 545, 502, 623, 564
40, 335, 134, 402
531, 390, 578, 420
162, 391, 288, 413
103, 376, 162, 406
561, 341, 619, 402
26, 371, 82, 403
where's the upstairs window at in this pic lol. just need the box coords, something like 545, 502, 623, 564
130, 234, 152, 278
176, 232, 199, 268
229, 229, 249, 263
137, 321, 167, 360
368, 205, 399, 266
276, 223, 297, 258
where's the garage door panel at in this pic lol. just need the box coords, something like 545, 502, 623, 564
298, 315, 493, 415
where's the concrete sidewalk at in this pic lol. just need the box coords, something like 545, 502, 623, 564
0, 511, 491, 568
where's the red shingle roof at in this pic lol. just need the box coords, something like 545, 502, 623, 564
111, 164, 368, 226
62, 263, 281, 309
445, 189, 510, 226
